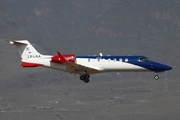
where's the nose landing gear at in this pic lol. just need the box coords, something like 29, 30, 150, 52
154, 75, 159, 80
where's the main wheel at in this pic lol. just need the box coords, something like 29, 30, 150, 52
80, 75, 85, 81
154, 75, 159, 80
79, 74, 90, 83
84, 78, 89, 83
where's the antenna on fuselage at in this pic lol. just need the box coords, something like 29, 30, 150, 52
100, 53, 103, 57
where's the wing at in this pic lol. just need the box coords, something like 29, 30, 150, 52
56, 52, 100, 75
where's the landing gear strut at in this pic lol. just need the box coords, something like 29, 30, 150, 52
154, 75, 159, 80
80, 74, 90, 83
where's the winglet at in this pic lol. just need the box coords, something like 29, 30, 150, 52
57, 51, 67, 63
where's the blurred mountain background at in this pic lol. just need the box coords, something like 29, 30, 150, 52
0, 1, 180, 119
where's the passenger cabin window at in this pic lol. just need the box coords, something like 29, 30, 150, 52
108, 58, 111, 62
139, 57, 151, 62
119, 58, 122, 62
125, 58, 128, 62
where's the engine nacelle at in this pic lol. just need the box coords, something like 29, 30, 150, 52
51, 54, 76, 63
63, 54, 76, 63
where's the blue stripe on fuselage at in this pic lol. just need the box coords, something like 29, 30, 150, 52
76, 55, 143, 62
76, 55, 152, 70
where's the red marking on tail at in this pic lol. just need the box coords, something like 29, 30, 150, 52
21, 62, 43, 67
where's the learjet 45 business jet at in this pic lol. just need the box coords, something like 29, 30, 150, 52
8, 40, 172, 83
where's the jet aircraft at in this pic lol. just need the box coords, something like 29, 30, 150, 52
8, 40, 172, 83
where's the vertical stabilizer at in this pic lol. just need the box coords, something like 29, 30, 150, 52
8, 40, 41, 60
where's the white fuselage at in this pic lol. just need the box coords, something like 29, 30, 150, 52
22, 56, 149, 74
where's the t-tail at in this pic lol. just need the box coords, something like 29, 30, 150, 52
8, 40, 45, 67
8, 40, 42, 59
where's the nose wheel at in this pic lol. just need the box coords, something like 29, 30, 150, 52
80, 74, 90, 83
154, 75, 159, 80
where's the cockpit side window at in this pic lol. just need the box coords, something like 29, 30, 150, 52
139, 57, 151, 62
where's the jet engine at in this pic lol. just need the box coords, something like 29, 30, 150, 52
51, 54, 76, 63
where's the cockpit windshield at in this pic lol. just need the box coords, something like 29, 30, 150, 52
139, 57, 151, 62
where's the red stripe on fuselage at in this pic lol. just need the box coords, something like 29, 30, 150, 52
21, 62, 43, 67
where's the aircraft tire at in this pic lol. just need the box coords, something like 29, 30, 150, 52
84, 78, 89, 83
154, 75, 159, 80
80, 74, 90, 83
80, 75, 85, 81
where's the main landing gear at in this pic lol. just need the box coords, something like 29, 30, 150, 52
80, 74, 90, 83
79, 74, 159, 83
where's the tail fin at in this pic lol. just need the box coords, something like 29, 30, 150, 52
8, 40, 41, 60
